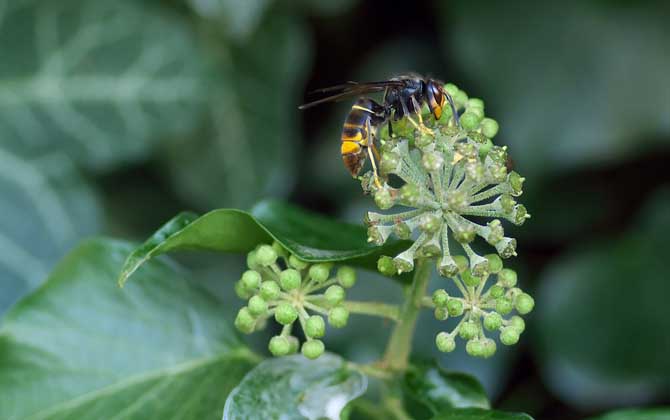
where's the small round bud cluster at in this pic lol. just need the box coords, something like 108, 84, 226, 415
430, 260, 533, 358
234, 242, 357, 359
362, 83, 529, 276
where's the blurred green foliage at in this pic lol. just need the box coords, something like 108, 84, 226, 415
1, 0, 669, 418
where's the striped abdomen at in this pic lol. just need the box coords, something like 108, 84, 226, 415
340, 98, 378, 177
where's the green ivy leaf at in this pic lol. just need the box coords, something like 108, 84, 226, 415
443, 0, 670, 178
535, 188, 670, 407
223, 353, 367, 420
0, 238, 257, 420
432, 408, 533, 420
403, 362, 490, 416
586, 408, 670, 420
187, 0, 274, 42
163, 13, 309, 209
0, 150, 100, 313
118, 199, 410, 287
0, 0, 207, 171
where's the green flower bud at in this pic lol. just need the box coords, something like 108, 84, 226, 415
436, 332, 456, 353
456, 142, 477, 159
469, 255, 490, 278
500, 327, 520, 345
453, 90, 469, 109
462, 270, 482, 288
444, 83, 458, 96
447, 190, 467, 212
393, 251, 415, 274
246, 250, 259, 269
324, 285, 346, 306
480, 118, 499, 138
393, 221, 412, 239
479, 138, 494, 159
447, 299, 464, 317
374, 188, 395, 210
438, 256, 460, 277
486, 254, 503, 273
422, 151, 444, 172
488, 146, 508, 164
419, 212, 442, 233
309, 263, 331, 283
467, 98, 485, 110
328, 306, 349, 328
418, 235, 441, 258
460, 111, 483, 130
256, 244, 278, 266
302, 339, 325, 359
260, 280, 281, 300
337, 266, 356, 288
434, 307, 449, 321
367, 225, 385, 245
453, 255, 469, 273
498, 268, 517, 288
488, 162, 508, 183
509, 315, 526, 333
495, 297, 514, 315
515, 293, 535, 315
438, 102, 454, 124
241, 270, 261, 291
248, 295, 268, 316
416, 132, 434, 148
305, 315, 326, 338
466, 339, 485, 357
432, 289, 449, 307
274, 303, 298, 325
288, 255, 308, 270
511, 204, 530, 226
453, 224, 476, 243
377, 256, 396, 276
468, 131, 488, 144
507, 287, 523, 301
272, 241, 288, 258
482, 337, 497, 358
279, 269, 301, 291
499, 195, 516, 214
399, 183, 421, 207
486, 220, 504, 245
508, 171, 525, 196
380, 152, 400, 175
465, 161, 485, 184
234, 307, 256, 334
235, 281, 253, 300
483, 312, 503, 331
489, 284, 505, 299
268, 335, 290, 356
495, 237, 517, 258
459, 321, 479, 340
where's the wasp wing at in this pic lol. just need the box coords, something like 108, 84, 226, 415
299, 80, 404, 110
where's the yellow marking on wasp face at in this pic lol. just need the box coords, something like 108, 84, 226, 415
342, 131, 364, 142
341, 141, 361, 155
434, 104, 442, 119
352, 105, 373, 113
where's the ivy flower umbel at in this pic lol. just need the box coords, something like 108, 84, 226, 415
363, 83, 530, 277
234, 243, 356, 360
429, 254, 534, 357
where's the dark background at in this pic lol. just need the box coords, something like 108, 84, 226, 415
1, 0, 669, 418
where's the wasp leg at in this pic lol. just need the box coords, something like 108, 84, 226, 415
411, 96, 434, 136
366, 146, 382, 188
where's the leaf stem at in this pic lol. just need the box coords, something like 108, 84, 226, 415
343, 300, 400, 321
380, 258, 432, 371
